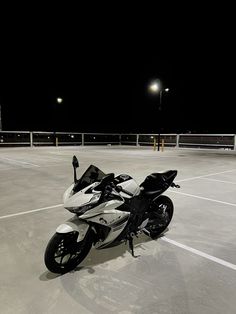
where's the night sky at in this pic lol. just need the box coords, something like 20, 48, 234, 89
0, 10, 235, 134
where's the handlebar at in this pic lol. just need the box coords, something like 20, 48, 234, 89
115, 185, 134, 197
95, 181, 134, 198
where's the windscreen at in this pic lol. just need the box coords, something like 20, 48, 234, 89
73, 165, 106, 192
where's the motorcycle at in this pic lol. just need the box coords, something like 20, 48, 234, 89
44, 155, 180, 274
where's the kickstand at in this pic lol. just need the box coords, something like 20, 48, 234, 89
128, 237, 140, 258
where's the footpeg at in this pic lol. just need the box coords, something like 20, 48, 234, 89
142, 228, 150, 237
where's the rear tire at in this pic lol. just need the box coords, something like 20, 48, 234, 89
146, 195, 174, 239
44, 231, 93, 274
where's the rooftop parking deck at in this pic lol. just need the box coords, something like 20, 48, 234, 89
0, 146, 236, 314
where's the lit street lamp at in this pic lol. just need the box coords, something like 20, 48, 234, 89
55, 97, 63, 129
57, 97, 63, 104
148, 80, 169, 151
53, 97, 63, 145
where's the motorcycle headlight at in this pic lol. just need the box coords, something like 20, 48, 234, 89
65, 193, 101, 214
65, 204, 93, 214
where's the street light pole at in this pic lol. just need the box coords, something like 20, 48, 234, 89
54, 97, 63, 145
148, 80, 169, 151
157, 88, 169, 151
157, 88, 169, 150
157, 90, 162, 151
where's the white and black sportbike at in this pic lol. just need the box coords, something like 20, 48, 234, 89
44, 156, 180, 273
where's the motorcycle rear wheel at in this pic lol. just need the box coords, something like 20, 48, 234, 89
44, 231, 93, 274
146, 195, 174, 239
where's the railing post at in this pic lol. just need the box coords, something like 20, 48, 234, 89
161, 139, 164, 152
136, 134, 139, 146
81, 133, 84, 146
234, 134, 236, 151
119, 134, 121, 145
153, 136, 156, 151
30, 132, 33, 147
176, 134, 179, 148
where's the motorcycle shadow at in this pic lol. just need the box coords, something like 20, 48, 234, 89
39, 229, 168, 280
75, 230, 168, 273
39, 270, 61, 281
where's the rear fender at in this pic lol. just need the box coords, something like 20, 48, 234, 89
56, 216, 89, 242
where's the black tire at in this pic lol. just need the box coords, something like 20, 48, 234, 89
146, 195, 174, 239
44, 231, 93, 274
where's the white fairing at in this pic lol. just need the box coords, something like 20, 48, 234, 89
82, 205, 130, 248
63, 182, 100, 208
59, 175, 139, 249
56, 216, 89, 241
63, 183, 74, 203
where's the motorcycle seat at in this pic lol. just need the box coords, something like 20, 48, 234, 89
140, 170, 177, 196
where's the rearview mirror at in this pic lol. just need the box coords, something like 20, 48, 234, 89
72, 155, 79, 169
72, 156, 79, 183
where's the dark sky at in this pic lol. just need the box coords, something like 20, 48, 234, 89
0, 9, 235, 134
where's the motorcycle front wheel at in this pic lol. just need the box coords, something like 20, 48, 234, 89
44, 231, 93, 274
146, 195, 174, 239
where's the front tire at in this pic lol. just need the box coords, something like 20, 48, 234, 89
44, 231, 93, 274
146, 195, 174, 239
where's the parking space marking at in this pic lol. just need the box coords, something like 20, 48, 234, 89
42, 156, 68, 161
169, 190, 236, 207
200, 177, 236, 185
162, 237, 236, 271
177, 169, 236, 183
0, 204, 63, 220
0, 202, 235, 271
0, 157, 40, 168
49, 151, 75, 156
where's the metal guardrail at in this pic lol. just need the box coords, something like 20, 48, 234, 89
178, 134, 235, 150
0, 131, 235, 150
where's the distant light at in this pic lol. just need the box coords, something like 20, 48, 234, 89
149, 82, 160, 93
93, 137, 96, 139
48, 136, 50, 139
71, 135, 74, 138
150, 136, 154, 139
57, 98, 63, 103
148, 79, 162, 94
165, 88, 169, 92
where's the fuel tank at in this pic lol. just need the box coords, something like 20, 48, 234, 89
114, 174, 140, 198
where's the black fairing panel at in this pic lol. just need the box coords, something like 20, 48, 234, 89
140, 170, 177, 197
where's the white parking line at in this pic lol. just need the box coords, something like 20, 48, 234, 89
1, 201, 235, 271
169, 190, 236, 207
0, 157, 40, 168
0, 204, 63, 220
162, 237, 236, 271
200, 177, 236, 185
176, 169, 236, 183
49, 151, 74, 156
